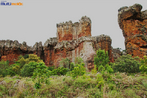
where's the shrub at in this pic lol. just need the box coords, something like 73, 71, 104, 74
51, 67, 68, 75
47, 65, 55, 71
71, 63, 86, 78
96, 74, 104, 88
20, 62, 38, 77
0, 60, 9, 77
32, 62, 51, 88
25, 54, 43, 64
17, 57, 26, 68
69, 62, 74, 71
23, 54, 29, 59
105, 64, 114, 73
140, 56, 147, 74
91, 65, 97, 74
75, 57, 84, 65
113, 54, 140, 73
59, 58, 70, 69
17, 54, 43, 69
73, 75, 97, 88
94, 49, 109, 69
8, 63, 21, 76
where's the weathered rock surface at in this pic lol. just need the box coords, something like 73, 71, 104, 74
0, 16, 114, 71
112, 48, 122, 60
118, 4, 147, 58
0, 40, 33, 64
57, 16, 91, 42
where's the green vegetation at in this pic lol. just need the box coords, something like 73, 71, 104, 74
94, 49, 113, 74
0, 72, 146, 97
94, 49, 109, 68
140, 56, 147, 74
0, 60, 9, 77
59, 58, 70, 69
112, 54, 140, 73
20, 62, 38, 77
71, 63, 86, 78
0, 50, 147, 97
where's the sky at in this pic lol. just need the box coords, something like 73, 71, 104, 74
0, 0, 147, 50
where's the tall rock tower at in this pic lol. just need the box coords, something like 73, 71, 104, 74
118, 4, 147, 58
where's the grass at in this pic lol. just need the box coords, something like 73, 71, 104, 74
0, 72, 147, 98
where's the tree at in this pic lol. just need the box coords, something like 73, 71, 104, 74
94, 49, 109, 69
113, 54, 140, 73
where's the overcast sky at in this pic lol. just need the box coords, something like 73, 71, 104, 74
0, 0, 147, 50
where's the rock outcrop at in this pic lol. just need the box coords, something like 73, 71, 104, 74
118, 4, 147, 58
112, 48, 122, 60
0, 40, 33, 64
0, 16, 114, 71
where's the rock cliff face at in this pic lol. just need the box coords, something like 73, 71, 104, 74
56, 16, 91, 42
0, 16, 114, 71
0, 40, 34, 64
118, 4, 147, 58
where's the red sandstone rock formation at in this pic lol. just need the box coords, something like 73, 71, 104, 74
0, 40, 33, 64
118, 4, 147, 58
56, 16, 91, 42
0, 16, 114, 71
43, 37, 57, 66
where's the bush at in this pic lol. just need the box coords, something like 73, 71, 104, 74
71, 63, 86, 78
69, 62, 75, 71
16, 54, 43, 69
96, 74, 104, 88
91, 65, 97, 74
113, 54, 140, 73
0, 60, 9, 77
59, 58, 70, 69
51, 67, 68, 75
73, 75, 97, 88
32, 62, 51, 88
23, 54, 29, 59
47, 65, 55, 71
25, 54, 43, 64
140, 56, 147, 74
75, 57, 84, 65
8, 63, 21, 76
21, 62, 38, 77
94, 49, 109, 69
16, 57, 26, 68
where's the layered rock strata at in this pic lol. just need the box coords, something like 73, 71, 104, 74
118, 4, 147, 58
